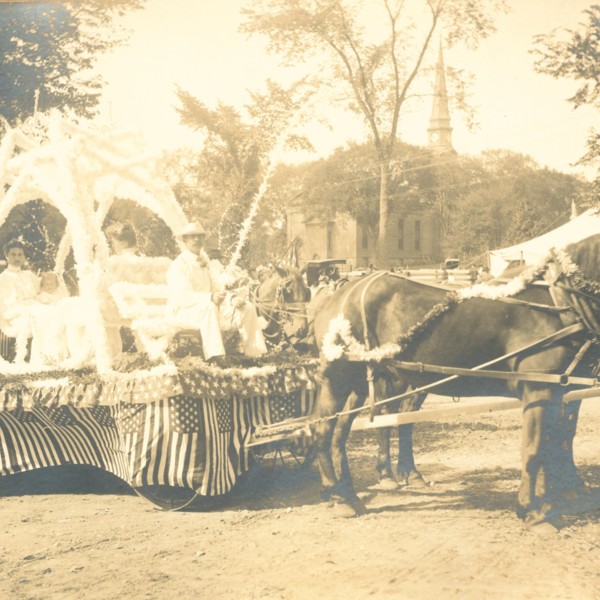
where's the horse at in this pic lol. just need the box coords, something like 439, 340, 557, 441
311, 235, 600, 528
253, 264, 312, 349
374, 262, 535, 491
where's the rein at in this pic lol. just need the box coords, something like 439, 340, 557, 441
252, 271, 309, 344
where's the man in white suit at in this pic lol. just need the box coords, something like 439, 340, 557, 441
166, 222, 266, 362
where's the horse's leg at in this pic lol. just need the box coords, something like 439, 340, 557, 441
542, 397, 586, 504
331, 389, 368, 515
397, 392, 428, 486
518, 383, 564, 528
558, 398, 585, 493
313, 383, 342, 501
311, 362, 356, 505
375, 377, 400, 489
375, 424, 398, 489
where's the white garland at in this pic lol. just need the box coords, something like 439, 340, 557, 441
0, 111, 191, 374
321, 315, 402, 363
321, 257, 555, 363
553, 248, 579, 276
226, 129, 289, 274
457, 267, 537, 300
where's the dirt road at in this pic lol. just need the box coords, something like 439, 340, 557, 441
1, 397, 600, 599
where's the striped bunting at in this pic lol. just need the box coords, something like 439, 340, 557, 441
247, 388, 318, 430
0, 388, 319, 497
0, 406, 127, 480
198, 395, 248, 496
118, 397, 203, 491
118, 395, 249, 496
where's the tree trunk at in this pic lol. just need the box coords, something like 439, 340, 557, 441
376, 161, 390, 268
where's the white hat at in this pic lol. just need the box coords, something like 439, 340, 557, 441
179, 222, 206, 237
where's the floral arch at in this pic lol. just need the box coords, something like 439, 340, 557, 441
0, 112, 189, 372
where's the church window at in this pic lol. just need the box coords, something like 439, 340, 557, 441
397, 219, 404, 250
415, 220, 421, 251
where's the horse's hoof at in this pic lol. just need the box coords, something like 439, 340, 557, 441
369, 478, 400, 492
400, 473, 428, 489
522, 502, 562, 533
330, 501, 359, 519
320, 489, 332, 502
328, 495, 368, 518
526, 520, 560, 536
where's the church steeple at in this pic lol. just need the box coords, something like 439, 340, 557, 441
427, 40, 455, 153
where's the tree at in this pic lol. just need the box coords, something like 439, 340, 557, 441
174, 80, 313, 264
532, 5, 600, 185
277, 141, 587, 263
0, 0, 145, 124
242, 0, 507, 266
0, 200, 65, 272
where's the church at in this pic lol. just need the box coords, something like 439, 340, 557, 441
287, 42, 455, 270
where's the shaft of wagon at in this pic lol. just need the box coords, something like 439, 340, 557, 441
356, 321, 585, 412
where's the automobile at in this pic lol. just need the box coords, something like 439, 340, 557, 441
444, 258, 460, 270
304, 259, 347, 287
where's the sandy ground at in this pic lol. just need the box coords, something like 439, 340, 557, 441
2, 397, 600, 600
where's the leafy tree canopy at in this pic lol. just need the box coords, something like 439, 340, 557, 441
241, 0, 508, 265
0, 0, 145, 124
173, 80, 314, 264
275, 141, 588, 262
533, 5, 600, 178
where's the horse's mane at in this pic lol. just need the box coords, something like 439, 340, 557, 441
565, 234, 600, 282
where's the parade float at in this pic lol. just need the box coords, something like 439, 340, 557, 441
0, 112, 318, 509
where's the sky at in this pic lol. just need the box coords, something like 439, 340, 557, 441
94, 0, 597, 179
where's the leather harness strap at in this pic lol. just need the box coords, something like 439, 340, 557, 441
354, 271, 388, 420
345, 264, 600, 409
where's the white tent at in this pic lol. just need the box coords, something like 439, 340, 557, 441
488, 208, 600, 276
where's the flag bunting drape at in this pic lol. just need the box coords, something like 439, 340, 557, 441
0, 361, 318, 497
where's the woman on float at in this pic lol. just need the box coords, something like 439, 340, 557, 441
0, 241, 40, 361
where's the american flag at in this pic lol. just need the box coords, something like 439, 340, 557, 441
116, 395, 249, 496
246, 389, 317, 428
118, 396, 202, 490
0, 385, 318, 498
0, 405, 127, 480
197, 395, 248, 496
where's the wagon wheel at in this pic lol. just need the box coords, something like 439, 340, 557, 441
134, 485, 201, 511
250, 437, 315, 471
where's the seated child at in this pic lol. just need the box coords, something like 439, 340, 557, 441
36, 271, 68, 304
29, 272, 69, 366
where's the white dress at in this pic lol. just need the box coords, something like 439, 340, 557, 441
0, 267, 40, 338
29, 291, 70, 367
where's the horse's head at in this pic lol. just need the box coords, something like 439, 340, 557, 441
254, 263, 311, 347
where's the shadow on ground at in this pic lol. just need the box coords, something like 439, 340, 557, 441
0, 465, 135, 497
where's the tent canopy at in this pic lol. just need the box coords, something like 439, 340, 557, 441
488, 209, 600, 276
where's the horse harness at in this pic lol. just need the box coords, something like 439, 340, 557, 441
252, 273, 308, 346
345, 257, 600, 419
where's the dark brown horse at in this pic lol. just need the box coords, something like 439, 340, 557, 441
253, 265, 311, 348
312, 235, 600, 527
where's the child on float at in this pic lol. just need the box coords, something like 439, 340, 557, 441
29, 271, 69, 366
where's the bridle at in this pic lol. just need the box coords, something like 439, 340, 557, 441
252, 269, 310, 345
